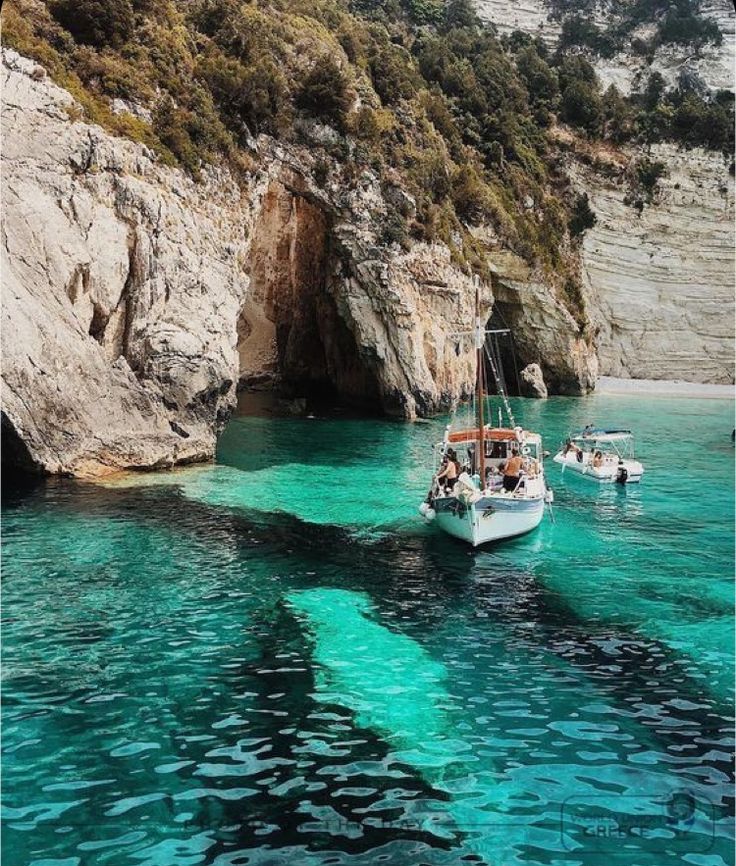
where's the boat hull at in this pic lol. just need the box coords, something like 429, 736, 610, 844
553, 452, 644, 483
433, 494, 545, 546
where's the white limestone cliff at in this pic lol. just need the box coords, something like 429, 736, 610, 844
572, 143, 734, 384
3, 50, 526, 476
474, 0, 735, 385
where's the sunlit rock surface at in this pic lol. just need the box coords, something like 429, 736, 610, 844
574, 144, 735, 383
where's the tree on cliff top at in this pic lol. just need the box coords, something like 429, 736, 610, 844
568, 193, 596, 237
560, 80, 603, 136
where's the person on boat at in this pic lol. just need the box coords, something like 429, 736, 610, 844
486, 465, 503, 490
592, 450, 604, 468
501, 446, 524, 492
436, 448, 461, 492
563, 440, 583, 462
524, 455, 540, 478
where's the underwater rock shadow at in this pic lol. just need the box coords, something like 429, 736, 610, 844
174, 596, 460, 865
33, 481, 735, 795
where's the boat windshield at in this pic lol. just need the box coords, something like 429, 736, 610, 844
568, 429, 635, 458
571, 428, 633, 443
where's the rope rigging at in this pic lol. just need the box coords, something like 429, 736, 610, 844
490, 304, 522, 397
483, 337, 516, 429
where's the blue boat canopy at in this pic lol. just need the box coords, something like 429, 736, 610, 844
571, 428, 633, 442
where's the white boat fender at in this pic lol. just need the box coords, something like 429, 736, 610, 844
544, 489, 554, 504
418, 501, 436, 521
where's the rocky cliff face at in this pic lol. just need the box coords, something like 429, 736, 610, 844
571, 143, 734, 383
5, 49, 597, 477
474, 0, 735, 94
483, 250, 598, 394
474, 0, 735, 386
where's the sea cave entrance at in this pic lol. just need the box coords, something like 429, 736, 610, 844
236, 181, 381, 413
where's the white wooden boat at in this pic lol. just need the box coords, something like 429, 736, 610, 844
418, 283, 552, 546
553, 428, 644, 484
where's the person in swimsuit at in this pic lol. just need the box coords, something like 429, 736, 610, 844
502, 446, 524, 492
436, 448, 461, 493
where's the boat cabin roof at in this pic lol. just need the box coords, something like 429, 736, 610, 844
571, 428, 633, 443
447, 427, 541, 445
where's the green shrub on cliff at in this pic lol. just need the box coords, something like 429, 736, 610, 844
50, 0, 135, 49
296, 56, 352, 129
2, 0, 732, 314
636, 158, 667, 199
515, 45, 559, 114
658, 5, 722, 49
554, 0, 722, 56
568, 193, 596, 237
560, 80, 603, 136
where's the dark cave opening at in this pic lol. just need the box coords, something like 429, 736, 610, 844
1, 411, 42, 479
236, 181, 382, 413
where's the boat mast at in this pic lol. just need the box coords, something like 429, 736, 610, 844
474, 276, 486, 487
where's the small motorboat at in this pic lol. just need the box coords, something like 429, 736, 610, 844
553, 427, 644, 484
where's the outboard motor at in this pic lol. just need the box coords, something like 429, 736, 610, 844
616, 462, 628, 485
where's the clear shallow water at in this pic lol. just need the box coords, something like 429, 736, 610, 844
2, 393, 734, 866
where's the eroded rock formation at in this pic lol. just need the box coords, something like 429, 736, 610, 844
520, 363, 548, 399
487, 250, 598, 395
3, 50, 520, 476
473, 0, 735, 386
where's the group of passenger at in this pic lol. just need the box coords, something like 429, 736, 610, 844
435, 443, 534, 495
435, 432, 611, 498
562, 440, 604, 467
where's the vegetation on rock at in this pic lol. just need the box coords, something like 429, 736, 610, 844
502, 24, 733, 155
1, 0, 732, 324
551, 0, 723, 56
2, 0, 576, 276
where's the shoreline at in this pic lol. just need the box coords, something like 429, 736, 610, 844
594, 376, 734, 400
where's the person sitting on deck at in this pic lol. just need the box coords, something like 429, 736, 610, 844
436, 448, 461, 493
501, 446, 524, 493
524, 456, 540, 478
486, 465, 503, 490
592, 450, 604, 468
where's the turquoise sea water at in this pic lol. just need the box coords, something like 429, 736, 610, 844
2, 392, 734, 866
